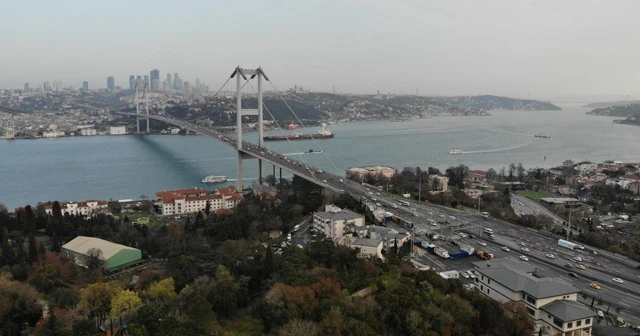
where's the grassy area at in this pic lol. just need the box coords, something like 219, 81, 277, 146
519, 190, 548, 201
119, 212, 161, 227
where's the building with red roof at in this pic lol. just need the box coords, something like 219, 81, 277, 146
154, 187, 243, 215
44, 199, 109, 216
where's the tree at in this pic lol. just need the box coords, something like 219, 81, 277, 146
0, 202, 7, 214
516, 163, 526, 182
508, 163, 516, 181
278, 319, 319, 336
110, 289, 142, 317
38, 309, 68, 336
86, 248, 104, 269
79, 281, 123, 320
204, 201, 211, 216
485, 168, 497, 182
143, 278, 176, 301
501, 301, 535, 335
28, 234, 38, 263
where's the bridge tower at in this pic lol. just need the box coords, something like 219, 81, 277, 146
135, 79, 150, 134
231, 66, 269, 191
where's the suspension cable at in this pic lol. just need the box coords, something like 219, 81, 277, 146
266, 81, 341, 175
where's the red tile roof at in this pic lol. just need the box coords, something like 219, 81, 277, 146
185, 195, 222, 202
216, 187, 237, 197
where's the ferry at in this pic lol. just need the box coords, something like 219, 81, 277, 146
286, 122, 299, 130
534, 133, 551, 138
201, 175, 227, 183
448, 149, 464, 155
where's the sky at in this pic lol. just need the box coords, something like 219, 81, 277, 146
1, 0, 639, 99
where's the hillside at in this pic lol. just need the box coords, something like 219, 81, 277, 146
434, 95, 562, 111
613, 114, 640, 126
584, 101, 640, 109
586, 104, 640, 117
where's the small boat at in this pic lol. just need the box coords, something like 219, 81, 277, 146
534, 133, 551, 138
449, 149, 464, 155
201, 175, 227, 183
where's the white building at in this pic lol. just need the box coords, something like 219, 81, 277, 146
155, 187, 243, 216
44, 200, 109, 216
110, 126, 127, 135
338, 236, 384, 259
80, 128, 97, 136
312, 204, 365, 241
473, 259, 595, 336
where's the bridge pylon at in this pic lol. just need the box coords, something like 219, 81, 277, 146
231, 66, 269, 191
135, 79, 150, 134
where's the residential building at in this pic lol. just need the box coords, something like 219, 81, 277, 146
44, 200, 109, 216
154, 187, 243, 216
473, 259, 595, 336
61, 236, 142, 272
107, 76, 115, 90
80, 128, 97, 136
110, 126, 126, 135
429, 175, 449, 192
312, 204, 365, 240
338, 235, 384, 259
129, 75, 135, 90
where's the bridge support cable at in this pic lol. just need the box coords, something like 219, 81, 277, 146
244, 81, 318, 181
266, 81, 341, 176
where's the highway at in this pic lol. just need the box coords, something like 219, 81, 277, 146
123, 112, 640, 323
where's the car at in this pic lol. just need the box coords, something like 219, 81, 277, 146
428, 212, 433, 215
597, 310, 604, 318
518, 241, 526, 246
589, 283, 601, 290
260, 151, 264, 155
501, 246, 510, 252
439, 214, 445, 218
546, 253, 555, 259
430, 222, 437, 226
573, 256, 583, 262
519, 255, 529, 261
564, 263, 573, 268
568, 272, 578, 278
391, 204, 398, 208
478, 241, 487, 246
612, 278, 624, 284
339, 179, 344, 183
376, 192, 381, 195
449, 215, 456, 220
461, 272, 470, 279
458, 233, 467, 238
468, 272, 476, 279
372, 198, 377, 201
468, 234, 475, 239
521, 247, 530, 252
488, 234, 496, 240
576, 264, 586, 270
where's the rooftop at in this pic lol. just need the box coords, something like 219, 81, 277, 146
473, 258, 579, 299
353, 238, 382, 248
540, 300, 596, 322
315, 209, 363, 221
62, 236, 139, 260
540, 197, 580, 204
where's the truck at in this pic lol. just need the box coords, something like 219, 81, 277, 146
477, 250, 494, 260
558, 239, 577, 250
428, 232, 440, 240
433, 247, 450, 259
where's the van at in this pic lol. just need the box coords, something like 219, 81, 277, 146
483, 228, 494, 235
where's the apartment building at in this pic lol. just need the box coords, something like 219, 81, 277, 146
312, 204, 365, 240
155, 187, 243, 215
473, 259, 595, 336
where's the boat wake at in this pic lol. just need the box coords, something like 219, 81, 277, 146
459, 142, 532, 154
226, 178, 260, 182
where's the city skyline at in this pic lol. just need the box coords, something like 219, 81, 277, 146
1, 1, 640, 98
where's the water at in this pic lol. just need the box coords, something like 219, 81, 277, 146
1, 103, 639, 209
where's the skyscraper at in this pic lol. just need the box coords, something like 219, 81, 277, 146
173, 73, 182, 90
150, 69, 160, 91
167, 73, 172, 91
129, 75, 135, 90
107, 76, 115, 90
82, 81, 89, 92
24, 83, 29, 93
144, 75, 149, 86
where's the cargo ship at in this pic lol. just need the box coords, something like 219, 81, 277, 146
264, 124, 334, 141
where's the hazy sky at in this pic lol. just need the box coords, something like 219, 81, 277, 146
2, 0, 639, 98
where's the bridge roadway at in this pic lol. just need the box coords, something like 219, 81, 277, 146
123, 113, 640, 320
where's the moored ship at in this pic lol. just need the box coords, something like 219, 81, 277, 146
264, 124, 334, 141
201, 175, 227, 183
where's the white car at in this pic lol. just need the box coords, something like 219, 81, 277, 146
518, 241, 526, 246
458, 233, 467, 238
612, 278, 624, 284
520, 255, 529, 261
461, 272, 470, 279
546, 254, 555, 259
449, 215, 456, 220
501, 246, 510, 252
573, 256, 583, 262
322, 180, 327, 183
597, 310, 604, 318
521, 247, 530, 252
468, 272, 476, 279
478, 241, 487, 246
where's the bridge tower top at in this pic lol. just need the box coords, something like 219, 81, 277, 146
135, 79, 149, 134
231, 66, 269, 149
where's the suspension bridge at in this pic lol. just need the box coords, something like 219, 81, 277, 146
119, 66, 416, 220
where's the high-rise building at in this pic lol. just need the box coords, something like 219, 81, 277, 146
173, 73, 182, 90
24, 83, 29, 93
107, 76, 115, 90
150, 69, 160, 91
82, 81, 89, 92
43, 81, 52, 92
143, 75, 149, 87
167, 73, 172, 91
129, 75, 135, 90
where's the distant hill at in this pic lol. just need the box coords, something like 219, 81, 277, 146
613, 114, 640, 126
434, 95, 562, 111
586, 104, 640, 117
584, 101, 640, 109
